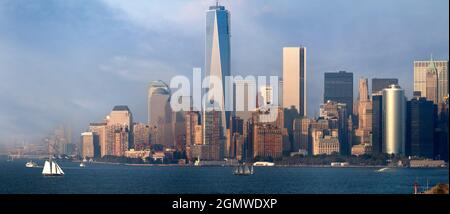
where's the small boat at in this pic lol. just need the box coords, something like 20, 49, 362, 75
234, 164, 254, 176
194, 156, 201, 166
376, 167, 389, 172
79, 162, 86, 167
25, 161, 38, 168
42, 159, 64, 176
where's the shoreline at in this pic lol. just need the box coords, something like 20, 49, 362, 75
83, 161, 448, 169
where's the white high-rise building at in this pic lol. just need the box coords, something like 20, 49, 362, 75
282, 47, 307, 116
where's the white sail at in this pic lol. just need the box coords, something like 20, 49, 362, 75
42, 161, 51, 175
55, 162, 64, 175
42, 160, 64, 175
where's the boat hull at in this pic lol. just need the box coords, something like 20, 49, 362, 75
42, 174, 64, 176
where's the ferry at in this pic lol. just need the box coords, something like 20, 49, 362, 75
25, 161, 38, 168
253, 161, 275, 167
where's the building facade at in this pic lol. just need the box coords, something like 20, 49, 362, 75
324, 71, 354, 115
414, 59, 448, 104
382, 85, 406, 155
406, 97, 436, 158
371, 78, 398, 94
283, 47, 307, 116
204, 3, 231, 140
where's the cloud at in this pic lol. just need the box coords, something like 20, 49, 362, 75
99, 56, 180, 83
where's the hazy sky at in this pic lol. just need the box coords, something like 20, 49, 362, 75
0, 0, 448, 144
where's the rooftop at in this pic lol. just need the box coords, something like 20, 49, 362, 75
112, 105, 130, 111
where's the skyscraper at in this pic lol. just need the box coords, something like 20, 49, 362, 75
406, 97, 436, 158
106, 106, 133, 156
355, 78, 372, 147
382, 85, 406, 155
282, 47, 307, 116
371, 93, 383, 155
204, 3, 231, 139
414, 59, 449, 104
425, 70, 439, 104
81, 132, 100, 158
148, 81, 171, 126
371, 78, 398, 94
148, 80, 173, 148
324, 71, 353, 115
89, 122, 107, 157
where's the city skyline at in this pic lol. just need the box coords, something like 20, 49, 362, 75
0, 0, 449, 144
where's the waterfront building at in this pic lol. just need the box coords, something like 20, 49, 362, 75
133, 123, 152, 151
283, 47, 307, 117
406, 97, 436, 158
311, 129, 340, 155
106, 106, 133, 156
351, 143, 372, 156
382, 85, 406, 155
124, 149, 150, 160
81, 132, 100, 158
251, 108, 285, 159
89, 123, 107, 157
324, 71, 353, 115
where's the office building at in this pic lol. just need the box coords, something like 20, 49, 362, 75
148, 81, 173, 148
283, 47, 307, 116
382, 85, 406, 155
414, 59, 448, 104
324, 71, 353, 115
204, 3, 231, 139
133, 123, 152, 151
406, 97, 436, 158
371, 93, 383, 155
372, 78, 398, 94
81, 132, 100, 158
355, 78, 372, 146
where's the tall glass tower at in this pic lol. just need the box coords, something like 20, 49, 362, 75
204, 3, 231, 143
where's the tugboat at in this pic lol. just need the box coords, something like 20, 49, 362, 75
233, 163, 254, 176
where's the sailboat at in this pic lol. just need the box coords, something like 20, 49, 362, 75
233, 164, 254, 176
42, 158, 64, 176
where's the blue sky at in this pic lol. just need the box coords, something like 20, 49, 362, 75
0, 0, 448, 144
